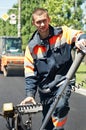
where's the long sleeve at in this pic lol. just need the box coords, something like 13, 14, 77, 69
62, 25, 84, 44
24, 46, 38, 98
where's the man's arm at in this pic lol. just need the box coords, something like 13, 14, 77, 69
21, 46, 38, 104
62, 25, 86, 49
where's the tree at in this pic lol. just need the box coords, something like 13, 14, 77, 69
0, 0, 85, 49
21, 0, 43, 49
42, 0, 84, 29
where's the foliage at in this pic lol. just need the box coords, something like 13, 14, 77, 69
0, 0, 85, 50
76, 63, 86, 88
21, 0, 43, 49
0, 4, 17, 36
42, 0, 83, 29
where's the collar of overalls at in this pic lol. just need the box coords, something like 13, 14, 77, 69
37, 25, 63, 45
28, 25, 63, 53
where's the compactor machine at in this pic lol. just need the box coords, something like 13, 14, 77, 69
0, 36, 24, 76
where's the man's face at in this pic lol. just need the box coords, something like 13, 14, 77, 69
32, 13, 50, 33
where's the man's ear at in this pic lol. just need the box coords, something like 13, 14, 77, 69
32, 20, 34, 25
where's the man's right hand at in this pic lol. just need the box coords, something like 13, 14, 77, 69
20, 97, 36, 105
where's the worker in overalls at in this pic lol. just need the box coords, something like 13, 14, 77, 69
21, 8, 86, 130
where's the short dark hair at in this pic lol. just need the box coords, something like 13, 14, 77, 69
32, 8, 49, 21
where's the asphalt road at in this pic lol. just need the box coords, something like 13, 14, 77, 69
0, 73, 86, 130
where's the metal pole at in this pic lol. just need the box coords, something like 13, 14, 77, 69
18, 0, 21, 37
39, 51, 85, 130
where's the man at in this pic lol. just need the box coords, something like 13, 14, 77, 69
21, 8, 86, 130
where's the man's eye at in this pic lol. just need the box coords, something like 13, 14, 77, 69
37, 21, 41, 24
37, 20, 46, 24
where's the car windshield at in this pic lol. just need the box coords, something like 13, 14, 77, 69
5, 38, 22, 54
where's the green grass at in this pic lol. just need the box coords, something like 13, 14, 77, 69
76, 62, 86, 88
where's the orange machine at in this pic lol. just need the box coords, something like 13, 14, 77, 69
0, 36, 24, 76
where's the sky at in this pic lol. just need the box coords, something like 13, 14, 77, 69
0, 1, 86, 19
0, 0, 17, 18
82, 1, 86, 15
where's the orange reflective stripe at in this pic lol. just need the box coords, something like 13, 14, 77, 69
52, 118, 56, 123
25, 66, 34, 72
49, 35, 58, 45
25, 66, 35, 77
56, 116, 67, 127
52, 116, 67, 127
33, 45, 46, 55
62, 25, 83, 44
25, 56, 34, 65
24, 46, 35, 76
25, 46, 34, 63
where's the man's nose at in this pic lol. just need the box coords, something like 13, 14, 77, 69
41, 22, 45, 26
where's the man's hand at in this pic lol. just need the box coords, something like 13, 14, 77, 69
20, 97, 36, 105
76, 39, 86, 53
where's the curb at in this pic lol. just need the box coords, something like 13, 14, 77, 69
75, 88, 86, 96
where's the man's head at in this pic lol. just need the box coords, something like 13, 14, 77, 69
32, 8, 50, 35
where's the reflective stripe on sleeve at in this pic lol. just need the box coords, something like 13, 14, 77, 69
24, 61, 34, 70
25, 46, 34, 63
24, 46, 36, 77
62, 25, 83, 44
25, 71, 36, 77
52, 115, 68, 128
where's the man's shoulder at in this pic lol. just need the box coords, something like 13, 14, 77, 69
29, 30, 38, 44
53, 26, 63, 35
29, 30, 38, 42
28, 30, 40, 52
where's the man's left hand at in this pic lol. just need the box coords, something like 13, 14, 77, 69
76, 39, 86, 53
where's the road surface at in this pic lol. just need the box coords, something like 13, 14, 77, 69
0, 74, 86, 130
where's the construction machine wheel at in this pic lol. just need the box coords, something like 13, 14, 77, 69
3, 67, 8, 77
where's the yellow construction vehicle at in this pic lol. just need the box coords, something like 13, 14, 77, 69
0, 36, 24, 76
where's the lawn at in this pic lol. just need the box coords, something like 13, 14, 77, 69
76, 62, 86, 88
